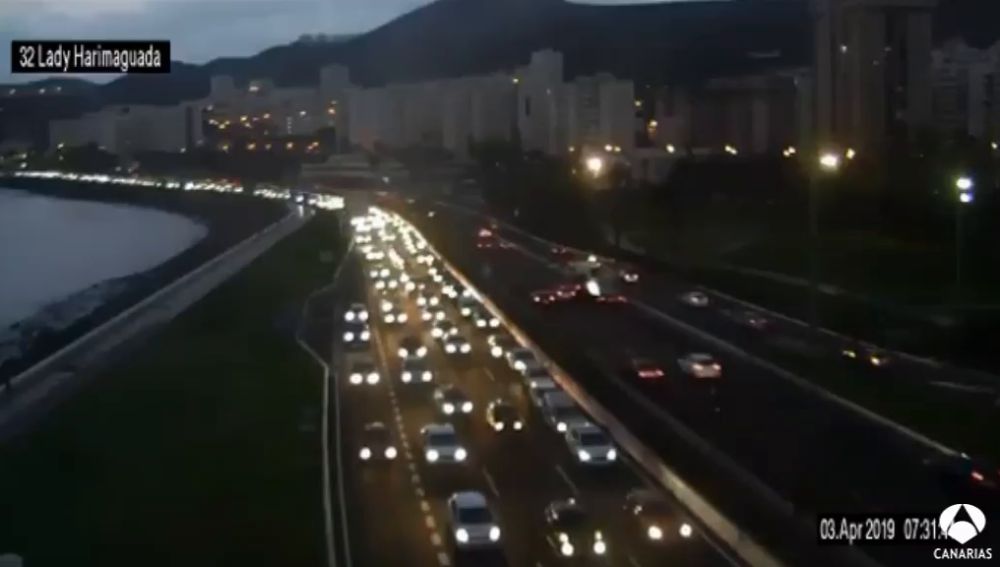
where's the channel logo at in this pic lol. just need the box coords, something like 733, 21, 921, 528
939, 504, 986, 545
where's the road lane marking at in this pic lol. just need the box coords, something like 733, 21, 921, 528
415, 486, 426, 498
412, 473, 421, 485
421, 500, 431, 513
430, 532, 442, 547
484, 368, 497, 382
555, 465, 579, 495
627, 554, 642, 567
426, 515, 436, 529
437, 552, 451, 566
482, 467, 501, 498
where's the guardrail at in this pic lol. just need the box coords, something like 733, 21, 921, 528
7, 209, 304, 394
384, 207, 790, 567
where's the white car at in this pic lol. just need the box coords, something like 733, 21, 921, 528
471, 307, 500, 329
431, 321, 459, 340
401, 358, 433, 383
434, 385, 474, 416
347, 359, 380, 385
359, 422, 397, 462
398, 336, 428, 359
443, 335, 472, 355
505, 347, 537, 372
679, 291, 709, 307
448, 491, 502, 549
380, 300, 408, 324
343, 302, 369, 322
342, 322, 371, 346
541, 391, 590, 433
565, 422, 617, 466
421, 423, 468, 464
678, 353, 722, 379
487, 334, 517, 359
416, 292, 440, 308
516, 357, 545, 377
527, 376, 561, 408
368, 266, 391, 280
457, 295, 479, 318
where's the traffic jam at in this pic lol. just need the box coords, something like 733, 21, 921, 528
335, 208, 732, 567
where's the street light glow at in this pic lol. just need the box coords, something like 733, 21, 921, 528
959, 191, 974, 204
819, 153, 840, 171
956, 177, 973, 191
585, 156, 604, 177
845, 148, 856, 160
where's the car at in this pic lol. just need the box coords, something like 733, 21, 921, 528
401, 358, 434, 384
565, 422, 617, 466
733, 309, 769, 330
443, 335, 472, 355
448, 491, 502, 549
620, 268, 640, 283
927, 454, 1000, 508
398, 336, 428, 359
422, 305, 447, 322
487, 334, 517, 359
434, 385, 474, 416
421, 423, 468, 463
677, 353, 722, 379
416, 291, 440, 308
541, 391, 590, 433
457, 295, 479, 317
554, 283, 582, 301
358, 422, 398, 462
344, 302, 369, 322
527, 376, 561, 407
486, 399, 523, 432
348, 359, 380, 385
368, 265, 391, 280
624, 488, 693, 543
505, 347, 537, 372
342, 322, 371, 346
543, 499, 608, 559
594, 293, 628, 304
531, 289, 558, 305
680, 291, 709, 307
470, 306, 500, 329
379, 299, 408, 324
516, 356, 546, 377
627, 357, 664, 381
522, 366, 553, 383
431, 320, 459, 340
842, 344, 892, 368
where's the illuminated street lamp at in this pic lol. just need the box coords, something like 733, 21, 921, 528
954, 176, 974, 298
807, 150, 842, 327
819, 152, 840, 171
585, 156, 604, 177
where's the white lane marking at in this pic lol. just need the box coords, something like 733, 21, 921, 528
437, 552, 451, 567
426, 515, 436, 529
415, 486, 426, 498
482, 467, 501, 498
408, 461, 418, 473
431, 532, 443, 547
421, 500, 431, 513
627, 554, 642, 567
484, 368, 497, 382
555, 465, 579, 495
404, 449, 414, 460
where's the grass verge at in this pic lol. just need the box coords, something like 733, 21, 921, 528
0, 213, 342, 567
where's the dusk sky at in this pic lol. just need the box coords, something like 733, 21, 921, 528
1, 0, 688, 83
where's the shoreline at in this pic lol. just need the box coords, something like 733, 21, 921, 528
0, 177, 286, 384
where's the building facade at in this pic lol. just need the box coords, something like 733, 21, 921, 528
49, 103, 204, 155
932, 39, 1000, 142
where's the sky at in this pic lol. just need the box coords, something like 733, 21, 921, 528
0, 0, 688, 84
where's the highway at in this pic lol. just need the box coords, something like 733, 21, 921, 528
329, 215, 737, 567
384, 198, 1000, 566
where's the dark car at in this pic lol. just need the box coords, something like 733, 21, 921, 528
486, 398, 523, 432
544, 499, 608, 559
624, 488, 695, 543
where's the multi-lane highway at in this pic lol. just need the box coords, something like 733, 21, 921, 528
329, 210, 738, 567
379, 198, 1000, 566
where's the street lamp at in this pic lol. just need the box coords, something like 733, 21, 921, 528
807, 151, 842, 327
585, 156, 604, 177
954, 176, 974, 298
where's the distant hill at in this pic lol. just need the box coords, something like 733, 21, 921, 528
2, 0, 997, 147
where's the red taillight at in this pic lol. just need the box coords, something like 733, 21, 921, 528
972, 470, 986, 483
638, 369, 663, 379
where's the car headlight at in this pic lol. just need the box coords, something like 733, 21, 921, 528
647, 525, 663, 540
402, 371, 412, 383
417, 297, 426, 306
560, 542, 574, 557
422, 371, 433, 382
443, 403, 455, 415
577, 449, 591, 462
422, 312, 432, 321
417, 346, 427, 357
405, 282, 416, 291
375, 280, 385, 289
593, 539, 606, 555
349, 373, 362, 385
385, 446, 397, 459
359, 312, 369, 321
494, 422, 505, 432
366, 372, 380, 385
361, 331, 370, 341
460, 343, 471, 353
557, 422, 567, 433
489, 319, 499, 327
425, 449, 439, 462
514, 361, 525, 371
489, 526, 501, 541
679, 523, 693, 538
491, 347, 502, 358
454, 447, 467, 461
359, 447, 371, 460
385, 314, 395, 323
445, 344, 456, 353
461, 307, 471, 316
476, 319, 486, 328
607, 449, 617, 461
398, 313, 408, 322
461, 401, 473, 413
343, 332, 354, 341
455, 528, 469, 543
398, 348, 407, 357
345, 312, 355, 322
513, 420, 523, 430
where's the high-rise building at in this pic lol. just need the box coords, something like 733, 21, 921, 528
932, 39, 1000, 141
814, 0, 936, 151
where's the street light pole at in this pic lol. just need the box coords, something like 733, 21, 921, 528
954, 176, 974, 301
808, 152, 841, 328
